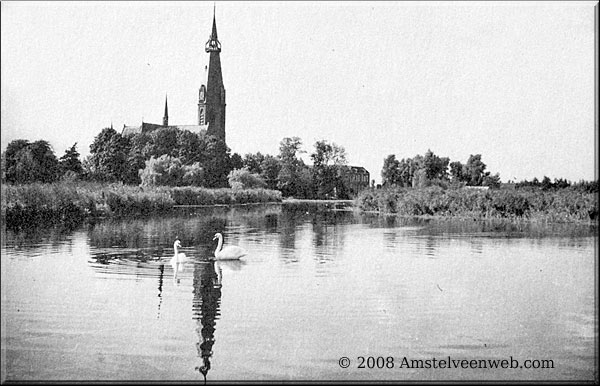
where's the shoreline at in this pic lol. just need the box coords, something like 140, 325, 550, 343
2, 182, 598, 229
356, 209, 599, 226
355, 186, 598, 225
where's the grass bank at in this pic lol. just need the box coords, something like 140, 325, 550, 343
1, 182, 282, 228
356, 186, 598, 223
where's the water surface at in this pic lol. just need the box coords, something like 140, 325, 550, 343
1, 203, 597, 381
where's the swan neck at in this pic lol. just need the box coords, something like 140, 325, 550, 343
215, 235, 223, 256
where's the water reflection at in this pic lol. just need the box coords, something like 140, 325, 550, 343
1, 202, 597, 381
192, 261, 222, 381
424, 236, 439, 258
157, 263, 165, 318
172, 258, 188, 284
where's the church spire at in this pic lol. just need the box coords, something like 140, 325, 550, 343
205, 6, 221, 53
163, 94, 169, 126
204, 5, 226, 143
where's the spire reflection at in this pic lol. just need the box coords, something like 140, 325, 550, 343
192, 261, 222, 381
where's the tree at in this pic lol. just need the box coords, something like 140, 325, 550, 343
15, 149, 39, 183
58, 143, 83, 178
202, 136, 232, 188
554, 178, 570, 189
139, 155, 184, 186
381, 154, 400, 186
1, 152, 5, 183
230, 153, 244, 171
482, 172, 501, 188
228, 167, 267, 189
397, 158, 412, 187
260, 155, 281, 190
310, 140, 348, 198
277, 137, 306, 197
2, 139, 59, 183
182, 162, 204, 186
310, 140, 346, 198
176, 129, 205, 165
29, 141, 60, 183
243, 152, 266, 174
423, 149, 449, 181
88, 127, 130, 182
463, 154, 487, 186
147, 128, 179, 159
449, 161, 466, 183
541, 176, 552, 190
412, 168, 429, 188
3, 139, 30, 183
296, 165, 316, 199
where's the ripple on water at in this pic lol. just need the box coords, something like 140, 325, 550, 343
1, 210, 596, 381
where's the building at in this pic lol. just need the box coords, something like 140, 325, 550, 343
122, 10, 226, 144
342, 166, 370, 198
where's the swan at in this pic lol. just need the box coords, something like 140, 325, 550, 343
171, 239, 187, 283
171, 239, 187, 264
213, 233, 247, 260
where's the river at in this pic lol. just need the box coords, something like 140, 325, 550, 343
1, 202, 597, 381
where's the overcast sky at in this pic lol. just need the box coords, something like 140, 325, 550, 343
1, 1, 597, 183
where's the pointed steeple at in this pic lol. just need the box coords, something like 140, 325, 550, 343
163, 94, 169, 126
211, 4, 218, 38
204, 4, 226, 143
205, 6, 221, 53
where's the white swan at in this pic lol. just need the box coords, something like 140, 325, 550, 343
171, 239, 187, 264
213, 233, 247, 260
171, 239, 187, 283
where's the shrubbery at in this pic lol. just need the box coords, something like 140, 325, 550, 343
228, 167, 267, 190
356, 186, 598, 223
1, 182, 282, 228
139, 155, 204, 187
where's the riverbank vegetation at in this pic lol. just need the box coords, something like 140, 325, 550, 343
2, 128, 597, 228
1, 130, 367, 200
1, 182, 282, 228
356, 185, 598, 223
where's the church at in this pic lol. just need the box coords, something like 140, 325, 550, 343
122, 11, 227, 144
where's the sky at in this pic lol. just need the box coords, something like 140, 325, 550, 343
1, 1, 597, 183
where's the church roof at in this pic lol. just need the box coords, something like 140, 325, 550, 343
122, 125, 143, 136
173, 124, 209, 134
121, 122, 209, 137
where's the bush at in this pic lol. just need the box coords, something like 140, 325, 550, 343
2, 182, 282, 228
228, 167, 267, 190
355, 186, 598, 223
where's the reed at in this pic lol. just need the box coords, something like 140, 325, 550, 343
1, 182, 282, 228
356, 186, 598, 223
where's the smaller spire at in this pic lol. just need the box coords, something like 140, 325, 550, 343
163, 94, 169, 127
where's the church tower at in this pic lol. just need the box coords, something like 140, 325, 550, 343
204, 9, 226, 143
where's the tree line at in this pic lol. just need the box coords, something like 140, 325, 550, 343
3, 128, 595, 196
381, 150, 501, 189
1, 128, 358, 199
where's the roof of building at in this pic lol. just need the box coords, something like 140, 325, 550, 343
347, 166, 369, 174
122, 125, 143, 136
174, 124, 209, 134
122, 122, 209, 137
